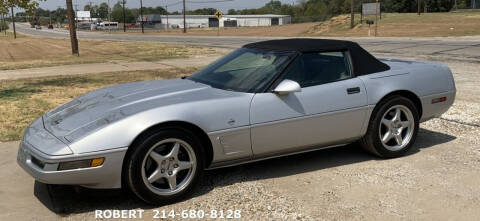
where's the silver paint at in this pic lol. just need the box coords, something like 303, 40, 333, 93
18, 57, 456, 189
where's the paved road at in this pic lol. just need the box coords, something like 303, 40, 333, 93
15, 23, 480, 62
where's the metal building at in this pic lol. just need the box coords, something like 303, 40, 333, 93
155, 14, 291, 29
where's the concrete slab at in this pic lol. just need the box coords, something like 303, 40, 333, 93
0, 141, 59, 220
0, 55, 221, 81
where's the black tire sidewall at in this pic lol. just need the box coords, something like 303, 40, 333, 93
370, 96, 420, 158
126, 128, 205, 205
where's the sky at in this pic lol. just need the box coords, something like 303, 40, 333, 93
36, 0, 298, 12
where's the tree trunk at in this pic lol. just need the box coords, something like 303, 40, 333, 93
1, 13, 7, 35
350, 0, 354, 29
66, 0, 79, 55
10, 7, 16, 39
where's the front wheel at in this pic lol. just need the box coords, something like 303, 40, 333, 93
126, 129, 204, 205
360, 96, 419, 158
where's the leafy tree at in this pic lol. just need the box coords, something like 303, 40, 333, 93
1, 0, 41, 38
111, 1, 135, 23
188, 8, 217, 15
97, 2, 109, 19
84, 4, 99, 18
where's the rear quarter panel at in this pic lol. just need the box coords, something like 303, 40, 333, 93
359, 58, 456, 122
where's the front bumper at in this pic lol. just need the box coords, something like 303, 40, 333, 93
17, 140, 127, 189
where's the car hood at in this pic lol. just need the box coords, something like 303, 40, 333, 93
43, 78, 210, 143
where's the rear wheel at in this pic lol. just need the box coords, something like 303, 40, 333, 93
360, 96, 419, 158
126, 128, 204, 205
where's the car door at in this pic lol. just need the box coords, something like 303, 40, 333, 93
250, 51, 368, 157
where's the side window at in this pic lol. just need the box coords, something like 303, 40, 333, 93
282, 51, 352, 88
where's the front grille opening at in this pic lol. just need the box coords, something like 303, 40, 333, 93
31, 156, 45, 169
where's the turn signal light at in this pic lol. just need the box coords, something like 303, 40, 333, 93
432, 97, 447, 104
91, 157, 105, 167
58, 157, 105, 171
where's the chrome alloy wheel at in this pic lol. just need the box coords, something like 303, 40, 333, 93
141, 138, 197, 196
379, 105, 415, 151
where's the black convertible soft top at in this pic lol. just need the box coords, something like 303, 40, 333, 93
243, 38, 390, 76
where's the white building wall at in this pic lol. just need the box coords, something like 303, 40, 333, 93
233, 18, 272, 27
161, 15, 291, 28
164, 17, 209, 28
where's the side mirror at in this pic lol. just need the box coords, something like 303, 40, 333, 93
273, 79, 302, 95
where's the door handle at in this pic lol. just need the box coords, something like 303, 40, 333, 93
347, 87, 361, 94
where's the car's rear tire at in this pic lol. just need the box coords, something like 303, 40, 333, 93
360, 95, 419, 158
126, 128, 205, 205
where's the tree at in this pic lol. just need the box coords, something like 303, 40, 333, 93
188, 8, 216, 15
97, 2, 109, 19
1, 0, 40, 38
111, 1, 135, 23
227, 9, 237, 15
84, 4, 99, 18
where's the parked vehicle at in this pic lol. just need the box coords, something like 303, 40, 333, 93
97, 22, 119, 30
17, 39, 456, 205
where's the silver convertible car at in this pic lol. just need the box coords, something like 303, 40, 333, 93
18, 39, 455, 204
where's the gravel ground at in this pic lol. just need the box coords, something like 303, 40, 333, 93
36, 55, 480, 221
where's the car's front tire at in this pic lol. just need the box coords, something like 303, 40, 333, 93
360, 95, 419, 158
126, 128, 205, 205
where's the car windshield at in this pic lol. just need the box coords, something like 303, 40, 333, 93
188, 48, 296, 93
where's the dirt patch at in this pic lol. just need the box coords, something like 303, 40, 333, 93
0, 34, 220, 70
307, 12, 480, 37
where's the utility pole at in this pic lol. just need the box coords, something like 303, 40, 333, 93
66, 0, 79, 55
165, 4, 169, 31
350, 0, 354, 29
10, 7, 16, 39
418, 0, 421, 15
182, 0, 186, 33
140, 0, 144, 33
108, 0, 111, 32
122, 0, 126, 32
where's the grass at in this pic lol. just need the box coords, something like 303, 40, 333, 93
0, 33, 219, 70
0, 67, 199, 141
307, 11, 480, 37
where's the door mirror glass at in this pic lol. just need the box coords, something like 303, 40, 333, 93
273, 79, 302, 95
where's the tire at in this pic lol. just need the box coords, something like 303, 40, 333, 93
126, 128, 205, 205
360, 95, 419, 158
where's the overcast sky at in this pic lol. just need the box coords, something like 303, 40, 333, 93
36, 0, 298, 12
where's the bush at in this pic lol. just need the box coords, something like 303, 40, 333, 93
0, 21, 9, 31
292, 15, 333, 23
